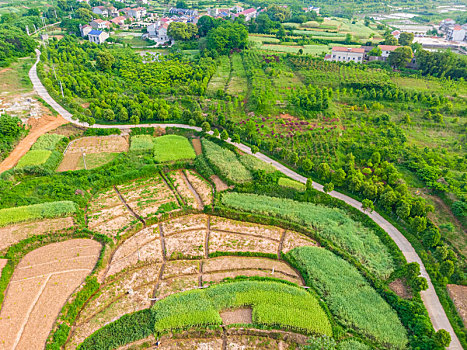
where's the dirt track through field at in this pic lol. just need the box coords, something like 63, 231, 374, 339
0, 114, 67, 173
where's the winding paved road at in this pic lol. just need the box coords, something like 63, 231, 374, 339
29, 49, 462, 349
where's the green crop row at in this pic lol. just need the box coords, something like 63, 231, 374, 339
202, 139, 252, 184
239, 154, 276, 173
221, 192, 395, 279
31, 134, 65, 151
0, 201, 78, 227
129, 135, 154, 153
153, 135, 196, 162
278, 177, 306, 192
286, 246, 408, 349
16, 149, 62, 174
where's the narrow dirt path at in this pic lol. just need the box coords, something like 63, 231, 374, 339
181, 170, 204, 210
114, 186, 145, 226
0, 114, 67, 173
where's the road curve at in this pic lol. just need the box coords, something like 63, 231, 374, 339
29, 49, 462, 349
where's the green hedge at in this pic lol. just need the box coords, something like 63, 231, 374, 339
84, 128, 121, 136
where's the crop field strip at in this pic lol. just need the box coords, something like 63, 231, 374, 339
0, 239, 101, 350
66, 215, 313, 348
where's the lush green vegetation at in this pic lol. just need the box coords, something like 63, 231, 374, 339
16, 150, 52, 168
0, 201, 77, 227
202, 139, 253, 183
278, 177, 306, 191
287, 246, 407, 349
31, 134, 65, 151
222, 192, 395, 278
0, 114, 27, 161
153, 135, 196, 162
129, 135, 154, 153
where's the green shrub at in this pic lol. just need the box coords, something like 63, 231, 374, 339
287, 246, 408, 349
153, 135, 196, 162
202, 139, 252, 183
129, 135, 154, 153
16, 149, 52, 168
31, 134, 65, 151
84, 128, 121, 136
0, 201, 78, 227
278, 177, 306, 192
222, 193, 395, 278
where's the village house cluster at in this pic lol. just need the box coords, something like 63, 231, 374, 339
325, 44, 415, 65
439, 18, 467, 42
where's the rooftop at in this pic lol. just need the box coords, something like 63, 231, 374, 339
88, 30, 103, 36
378, 45, 399, 51
332, 47, 365, 53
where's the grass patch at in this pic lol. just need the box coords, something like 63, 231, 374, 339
76, 152, 120, 170
0, 201, 77, 227
16, 150, 51, 168
207, 55, 230, 95
130, 135, 154, 153
31, 134, 65, 151
153, 135, 195, 162
278, 177, 306, 192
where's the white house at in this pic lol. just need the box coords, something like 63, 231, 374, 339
92, 6, 109, 17
328, 47, 365, 63
80, 24, 92, 37
88, 30, 109, 44
90, 19, 111, 30
303, 6, 320, 14
447, 25, 466, 42
379, 45, 399, 58
124, 7, 147, 19
147, 21, 170, 43
230, 5, 244, 13
234, 8, 257, 21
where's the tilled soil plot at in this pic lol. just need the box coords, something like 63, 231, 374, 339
0, 217, 74, 252
447, 284, 467, 327
281, 230, 318, 253
0, 239, 101, 350
185, 169, 213, 206
167, 171, 198, 209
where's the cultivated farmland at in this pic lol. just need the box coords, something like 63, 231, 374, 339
58, 135, 128, 171
153, 135, 196, 163
0, 239, 101, 350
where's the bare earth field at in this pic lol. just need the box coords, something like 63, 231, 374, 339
447, 284, 467, 327
0, 239, 101, 350
67, 214, 312, 348
87, 187, 137, 237
58, 136, 128, 172
185, 169, 213, 206
0, 217, 75, 252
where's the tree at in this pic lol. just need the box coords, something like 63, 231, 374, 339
398, 32, 414, 46
276, 25, 286, 41
306, 178, 313, 191
176, 0, 188, 8
388, 46, 413, 69
439, 260, 455, 279
362, 198, 375, 212
412, 276, 428, 292
384, 34, 398, 45
323, 182, 334, 193
368, 46, 382, 56
206, 22, 248, 55
266, 4, 291, 22
344, 33, 352, 44
168, 22, 198, 41
201, 121, 210, 132
422, 227, 441, 247
332, 169, 346, 186
213, 129, 219, 137
435, 329, 451, 348
96, 50, 115, 71
317, 162, 331, 180
302, 158, 313, 172
197, 15, 216, 36
220, 129, 229, 141
251, 145, 259, 154
231, 134, 240, 143
396, 200, 412, 219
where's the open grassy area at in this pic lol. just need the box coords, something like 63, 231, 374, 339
153, 135, 196, 162
0, 58, 34, 95
207, 55, 231, 95
76, 152, 120, 170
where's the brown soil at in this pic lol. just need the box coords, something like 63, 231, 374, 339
185, 170, 213, 206
0, 239, 101, 350
279, 113, 299, 121
0, 259, 7, 276
389, 279, 412, 299
210, 175, 229, 192
220, 307, 252, 325
0, 67, 11, 74
0, 217, 74, 252
66, 136, 129, 154
447, 284, 467, 327
281, 230, 318, 253
48, 123, 84, 137
57, 153, 81, 172
191, 138, 202, 155
0, 114, 68, 173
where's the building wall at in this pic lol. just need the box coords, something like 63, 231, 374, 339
330, 51, 363, 63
